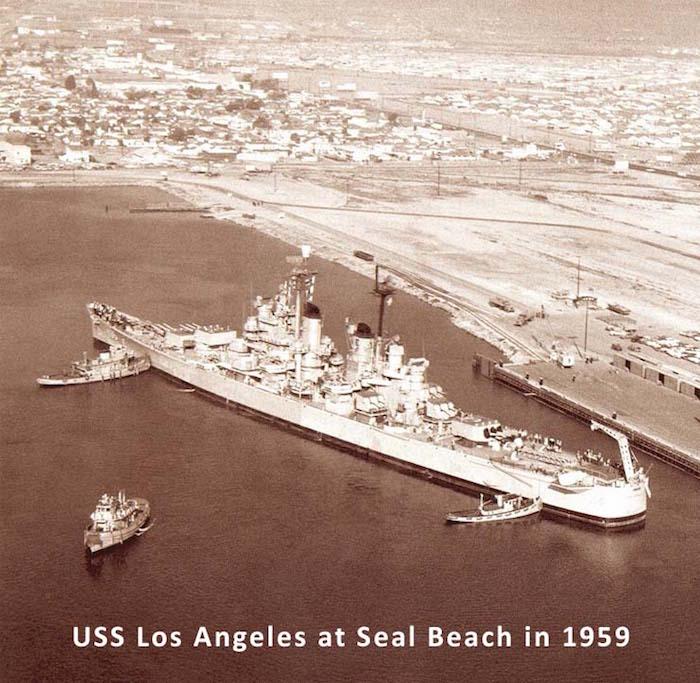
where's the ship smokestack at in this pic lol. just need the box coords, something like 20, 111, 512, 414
352, 322, 375, 370
302, 302, 322, 351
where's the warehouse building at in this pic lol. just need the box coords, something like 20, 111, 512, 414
613, 352, 700, 401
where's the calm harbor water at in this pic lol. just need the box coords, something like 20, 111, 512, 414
1, 186, 698, 682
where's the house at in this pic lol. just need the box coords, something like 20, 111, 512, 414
0, 140, 31, 166
61, 147, 90, 164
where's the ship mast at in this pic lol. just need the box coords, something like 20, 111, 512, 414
287, 245, 316, 341
373, 264, 395, 366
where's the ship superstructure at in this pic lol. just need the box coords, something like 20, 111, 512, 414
37, 345, 149, 386
84, 491, 151, 553
87, 247, 649, 528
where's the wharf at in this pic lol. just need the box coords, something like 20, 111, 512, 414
475, 355, 700, 478
129, 204, 207, 213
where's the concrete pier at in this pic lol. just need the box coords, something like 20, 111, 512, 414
475, 354, 700, 478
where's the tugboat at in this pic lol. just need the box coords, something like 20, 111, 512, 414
84, 491, 152, 553
37, 345, 149, 386
446, 493, 543, 524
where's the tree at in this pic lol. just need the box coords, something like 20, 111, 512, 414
253, 114, 271, 129
186, 86, 205, 99
64, 74, 77, 90
125, 89, 148, 101
244, 98, 262, 110
10, 110, 20, 123
170, 126, 188, 142
86, 77, 99, 97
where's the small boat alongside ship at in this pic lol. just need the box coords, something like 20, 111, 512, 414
84, 491, 152, 553
446, 494, 543, 524
37, 345, 149, 386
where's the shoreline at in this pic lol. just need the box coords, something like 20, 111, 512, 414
4, 165, 700, 366
6, 170, 699, 474
1, 171, 525, 362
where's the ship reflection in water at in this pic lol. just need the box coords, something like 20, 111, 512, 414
83, 542, 132, 578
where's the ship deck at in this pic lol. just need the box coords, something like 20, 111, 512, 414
103, 315, 627, 486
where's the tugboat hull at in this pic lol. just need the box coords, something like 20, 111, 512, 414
37, 356, 150, 386
84, 498, 150, 553
446, 496, 543, 523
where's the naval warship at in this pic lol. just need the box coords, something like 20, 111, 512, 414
87, 246, 649, 529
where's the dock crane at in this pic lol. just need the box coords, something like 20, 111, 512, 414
591, 421, 651, 497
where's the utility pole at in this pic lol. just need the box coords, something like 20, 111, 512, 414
583, 298, 590, 359
576, 256, 581, 301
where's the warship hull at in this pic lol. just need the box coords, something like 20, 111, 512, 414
92, 316, 647, 529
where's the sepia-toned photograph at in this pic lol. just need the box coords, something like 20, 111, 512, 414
1, 1, 698, 681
